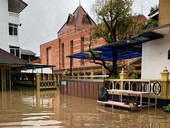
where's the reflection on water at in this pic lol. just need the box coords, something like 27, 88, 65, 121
0, 86, 169, 128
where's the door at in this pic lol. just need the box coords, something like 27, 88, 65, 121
6, 69, 11, 91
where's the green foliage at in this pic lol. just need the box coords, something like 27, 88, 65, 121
142, 19, 158, 29
56, 83, 60, 87
150, 7, 155, 13
129, 74, 138, 79
90, 0, 144, 76
89, 51, 99, 58
150, 4, 159, 13
162, 104, 170, 112
92, 0, 143, 42
110, 74, 120, 79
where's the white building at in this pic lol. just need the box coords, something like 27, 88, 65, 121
141, 0, 170, 79
142, 24, 170, 79
0, 0, 27, 57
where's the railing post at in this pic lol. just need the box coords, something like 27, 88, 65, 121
54, 76, 57, 88
36, 72, 40, 109
36, 72, 40, 90
47, 74, 50, 80
57, 74, 60, 83
78, 72, 80, 79
62, 70, 66, 80
84, 72, 86, 79
119, 68, 128, 90
91, 72, 94, 79
160, 66, 170, 99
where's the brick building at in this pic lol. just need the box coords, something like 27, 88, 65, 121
40, 6, 107, 81
40, 6, 147, 82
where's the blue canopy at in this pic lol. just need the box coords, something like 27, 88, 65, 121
67, 32, 163, 61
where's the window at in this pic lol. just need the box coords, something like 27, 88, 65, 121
16, 49, 19, 57
168, 50, 170, 59
70, 41, 73, 55
67, 14, 73, 24
62, 43, 64, 67
82, 14, 92, 24
46, 47, 51, 65
9, 23, 18, 36
81, 37, 84, 65
10, 49, 15, 55
81, 37, 84, 52
9, 46, 20, 57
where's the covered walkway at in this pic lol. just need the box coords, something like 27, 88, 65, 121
67, 32, 163, 61
0, 48, 55, 90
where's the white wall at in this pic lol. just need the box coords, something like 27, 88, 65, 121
9, 36, 20, 47
0, 0, 9, 52
8, 12, 20, 47
8, 11, 20, 24
142, 34, 170, 79
0, 0, 21, 52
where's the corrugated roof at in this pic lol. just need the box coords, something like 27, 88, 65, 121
0, 48, 27, 64
21, 49, 36, 56
67, 32, 163, 61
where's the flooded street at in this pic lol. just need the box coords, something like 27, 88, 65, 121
0, 87, 169, 128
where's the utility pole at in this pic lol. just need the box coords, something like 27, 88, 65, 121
141, 5, 143, 15
79, 0, 81, 6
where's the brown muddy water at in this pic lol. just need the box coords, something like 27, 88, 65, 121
0, 87, 169, 128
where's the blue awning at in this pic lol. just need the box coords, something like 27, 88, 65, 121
67, 32, 163, 61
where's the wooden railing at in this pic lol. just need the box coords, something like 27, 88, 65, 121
61, 75, 109, 80
104, 67, 170, 100
36, 73, 57, 90
13, 80, 36, 86
105, 79, 161, 95
105, 79, 162, 98
60, 67, 170, 101
40, 80, 56, 89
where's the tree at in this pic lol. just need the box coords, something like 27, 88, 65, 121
142, 19, 158, 29
88, 0, 143, 76
143, 5, 159, 29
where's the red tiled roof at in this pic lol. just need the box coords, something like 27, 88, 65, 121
30, 59, 41, 64
58, 6, 95, 33
0, 48, 27, 64
134, 15, 148, 23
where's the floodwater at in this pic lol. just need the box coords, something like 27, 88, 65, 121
0, 87, 169, 128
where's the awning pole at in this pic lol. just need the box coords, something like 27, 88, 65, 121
32, 68, 34, 85
70, 58, 73, 77
41, 68, 43, 80
52, 67, 54, 80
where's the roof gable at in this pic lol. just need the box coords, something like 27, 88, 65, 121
82, 13, 92, 23
0, 48, 27, 64
67, 14, 74, 24
58, 6, 95, 34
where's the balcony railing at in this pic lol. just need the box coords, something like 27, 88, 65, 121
9, 11, 19, 17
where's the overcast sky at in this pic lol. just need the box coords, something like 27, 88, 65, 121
20, 0, 159, 56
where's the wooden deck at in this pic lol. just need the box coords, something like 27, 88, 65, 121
97, 88, 156, 110
97, 100, 130, 108
107, 89, 150, 95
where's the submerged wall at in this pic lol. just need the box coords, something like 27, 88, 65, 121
60, 80, 104, 99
